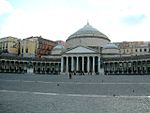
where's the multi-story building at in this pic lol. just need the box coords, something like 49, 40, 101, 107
21, 37, 38, 57
115, 41, 150, 56
0, 36, 20, 56
21, 36, 56, 58
37, 36, 56, 57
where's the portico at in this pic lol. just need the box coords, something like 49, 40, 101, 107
61, 55, 100, 75
61, 46, 101, 75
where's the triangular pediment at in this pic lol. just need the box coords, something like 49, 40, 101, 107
65, 46, 97, 54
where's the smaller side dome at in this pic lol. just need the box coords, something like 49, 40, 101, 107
53, 44, 64, 50
103, 43, 118, 49
102, 43, 120, 58
51, 44, 65, 55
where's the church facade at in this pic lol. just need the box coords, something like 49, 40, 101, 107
60, 22, 112, 75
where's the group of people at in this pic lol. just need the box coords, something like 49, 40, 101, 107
68, 71, 85, 78
68, 70, 87, 79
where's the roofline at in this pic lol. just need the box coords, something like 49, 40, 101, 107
62, 45, 99, 54
0, 36, 19, 40
66, 35, 111, 42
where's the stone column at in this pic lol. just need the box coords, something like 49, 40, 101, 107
126, 62, 129, 74
145, 61, 148, 74
93, 56, 95, 74
82, 57, 84, 72
117, 62, 121, 74
71, 57, 74, 71
66, 57, 68, 73
61, 57, 64, 73
98, 57, 100, 74
76, 57, 79, 71
113, 62, 115, 74
87, 57, 89, 73
131, 62, 134, 74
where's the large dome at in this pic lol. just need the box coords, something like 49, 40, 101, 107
65, 22, 111, 49
67, 22, 110, 41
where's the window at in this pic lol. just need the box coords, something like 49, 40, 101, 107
144, 48, 147, 52
135, 49, 137, 52
140, 49, 142, 52
26, 48, 28, 53
6, 42, 8, 48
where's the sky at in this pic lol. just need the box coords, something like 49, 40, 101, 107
0, 0, 150, 42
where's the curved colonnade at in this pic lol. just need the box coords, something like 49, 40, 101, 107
103, 56, 150, 75
0, 59, 61, 74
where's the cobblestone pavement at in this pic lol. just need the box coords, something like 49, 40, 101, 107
0, 73, 150, 113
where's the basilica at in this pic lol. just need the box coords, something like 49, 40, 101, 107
0, 22, 150, 75
58, 22, 119, 75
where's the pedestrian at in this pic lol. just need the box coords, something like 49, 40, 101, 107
132, 89, 134, 92
69, 72, 72, 79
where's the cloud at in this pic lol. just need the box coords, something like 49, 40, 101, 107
0, 0, 13, 15
122, 14, 146, 25
0, 0, 150, 42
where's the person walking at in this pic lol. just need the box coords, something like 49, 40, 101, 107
69, 72, 72, 79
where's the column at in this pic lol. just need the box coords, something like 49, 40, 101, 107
87, 57, 89, 73
131, 62, 134, 74
93, 57, 95, 74
98, 57, 100, 73
71, 57, 74, 71
61, 57, 63, 73
66, 57, 68, 73
126, 62, 129, 74
82, 57, 84, 72
113, 62, 116, 74
117, 62, 122, 74
145, 60, 148, 74
76, 57, 79, 71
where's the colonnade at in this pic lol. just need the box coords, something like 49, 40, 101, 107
0, 60, 26, 73
103, 60, 150, 75
2, 56, 150, 75
0, 60, 61, 74
61, 56, 101, 75
33, 62, 61, 74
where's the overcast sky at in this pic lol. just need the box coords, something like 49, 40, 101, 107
0, 0, 150, 42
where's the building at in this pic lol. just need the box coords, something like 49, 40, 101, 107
21, 37, 38, 57
0, 22, 150, 75
0, 36, 20, 56
36, 36, 56, 57
60, 22, 117, 75
115, 41, 150, 56
21, 36, 56, 58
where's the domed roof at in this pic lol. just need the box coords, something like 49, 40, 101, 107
103, 43, 118, 49
67, 22, 110, 41
53, 44, 64, 50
